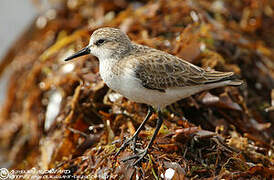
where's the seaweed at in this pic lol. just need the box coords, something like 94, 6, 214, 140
0, 0, 273, 179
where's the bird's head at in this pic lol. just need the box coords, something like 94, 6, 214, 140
65, 27, 132, 61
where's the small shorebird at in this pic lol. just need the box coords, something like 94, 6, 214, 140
65, 27, 243, 165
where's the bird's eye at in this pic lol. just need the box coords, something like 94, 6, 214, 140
95, 39, 105, 46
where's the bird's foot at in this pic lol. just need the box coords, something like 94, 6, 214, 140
121, 148, 148, 166
114, 136, 138, 158
129, 136, 137, 153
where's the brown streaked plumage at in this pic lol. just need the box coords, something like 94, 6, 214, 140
64, 27, 243, 166
132, 50, 236, 91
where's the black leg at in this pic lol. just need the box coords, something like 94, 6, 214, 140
143, 110, 163, 150
121, 109, 164, 166
114, 106, 154, 158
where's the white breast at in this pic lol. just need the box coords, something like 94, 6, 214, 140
99, 58, 150, 104
99, 59, 118, 90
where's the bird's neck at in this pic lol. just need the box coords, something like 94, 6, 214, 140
112, 43, 134, 60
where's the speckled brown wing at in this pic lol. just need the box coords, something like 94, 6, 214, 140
134, 51, 235, 92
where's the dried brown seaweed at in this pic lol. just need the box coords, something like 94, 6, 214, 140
0, 0, 273, 179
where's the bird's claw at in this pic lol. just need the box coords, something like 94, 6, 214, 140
114, 136, 137, 158
129, 136, 137, 153
121, 148, 148, 166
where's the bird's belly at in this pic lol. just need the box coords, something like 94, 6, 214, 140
117, 85, 188, 109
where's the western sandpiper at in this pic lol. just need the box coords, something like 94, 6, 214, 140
65, 27, 243, 165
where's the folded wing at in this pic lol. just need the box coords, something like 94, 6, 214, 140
134, 52, 238, 92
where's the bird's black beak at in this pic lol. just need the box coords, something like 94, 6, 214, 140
64, 47, 90, 61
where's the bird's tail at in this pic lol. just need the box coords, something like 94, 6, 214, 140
226, 79, 244, 86
204, 71, 243, 86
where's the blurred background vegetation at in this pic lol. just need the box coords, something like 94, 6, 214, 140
0, 0, 273, 179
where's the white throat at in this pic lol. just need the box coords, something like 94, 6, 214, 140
90, 47, 114, 61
